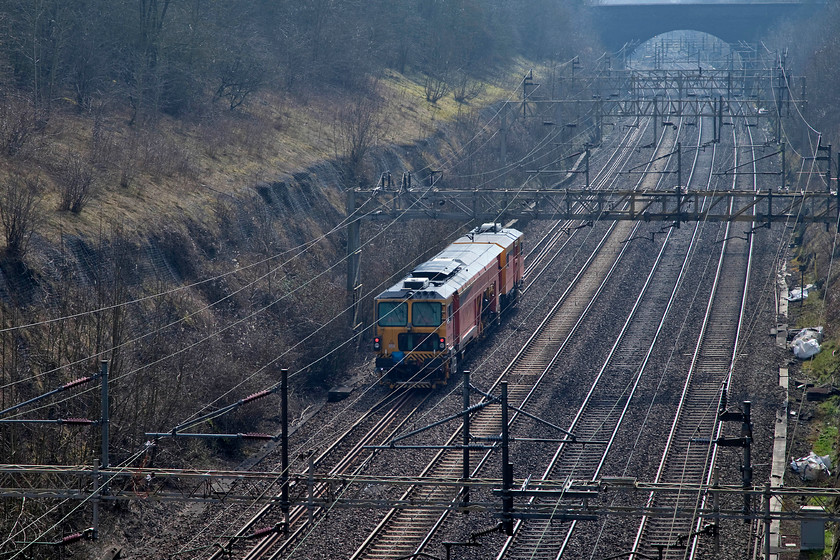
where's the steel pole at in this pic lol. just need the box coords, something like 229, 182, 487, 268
100, 360, 109, 469
501, 382, 512, 535
281, 368, 289, 531
742, 401, 752, 522
462, 370, 470, 509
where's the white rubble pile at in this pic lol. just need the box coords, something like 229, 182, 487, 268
790, 452, 832, 481
787, 284, 815, 302
790, 327, 823, 360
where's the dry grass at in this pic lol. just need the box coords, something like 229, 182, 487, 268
0, 68, 525, 251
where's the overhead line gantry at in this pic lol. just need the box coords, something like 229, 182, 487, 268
347, 187, 840, 229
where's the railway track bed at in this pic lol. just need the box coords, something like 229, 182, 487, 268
156, 96, 791, 560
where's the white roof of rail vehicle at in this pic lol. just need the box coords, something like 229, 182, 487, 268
376, 227, 522, 302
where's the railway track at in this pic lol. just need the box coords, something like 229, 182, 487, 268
203, 389, 433, 560
497, 116, 715, 560
202, 88, 768, 560
629, 112, 757, 560
348, 185, 639, 560
348, 116, 687, 560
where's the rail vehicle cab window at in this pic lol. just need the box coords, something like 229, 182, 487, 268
377, 301, 408, 326
411, 302, 442, 326
398, 332, 438, 352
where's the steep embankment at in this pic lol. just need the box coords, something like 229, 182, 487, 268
0, 67, 529, 471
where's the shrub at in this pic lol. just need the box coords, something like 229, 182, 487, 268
0, 175, 43, 260
57, 154, 96, 213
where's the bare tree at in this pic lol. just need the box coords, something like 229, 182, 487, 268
0, 95, 38, 157
453, 70, 484, 103
424, 71, 450, 104
57, 153, 95, 213
215, 55, 264, 111
334, 97, 383, 178
0, 175, 43, 260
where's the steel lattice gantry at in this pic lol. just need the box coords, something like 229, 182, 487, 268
347, 188, 839, 227
523, 97, 766, 122
7, 463, 840, 524
581, 69, 781, 101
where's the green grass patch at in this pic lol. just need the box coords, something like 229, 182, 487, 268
813, 424, 838, 457
810, 398, 839, 470
817, 397, 840, 419
802, 341, 840, 383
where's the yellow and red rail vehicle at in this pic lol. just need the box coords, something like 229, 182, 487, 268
373, 223, 524, 388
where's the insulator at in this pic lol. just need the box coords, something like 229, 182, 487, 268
242, 390, 271, 404
59, 532, 84, 545
63, 376, 94, 390
62, 418, 96, 425
249, 526, 277, 538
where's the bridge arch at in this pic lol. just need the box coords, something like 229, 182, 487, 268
589, 2, 822, 53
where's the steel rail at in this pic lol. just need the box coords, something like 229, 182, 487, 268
629, 101, 756, 560
689, 102, 760, 560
